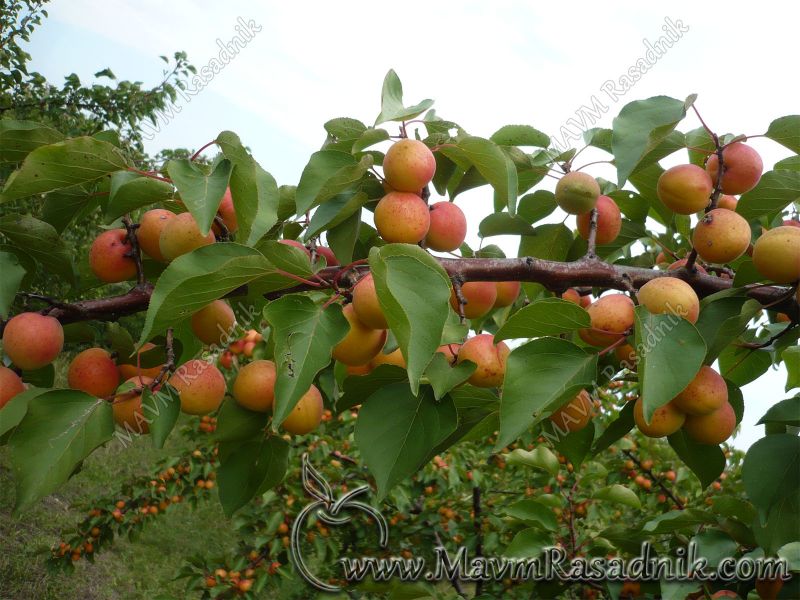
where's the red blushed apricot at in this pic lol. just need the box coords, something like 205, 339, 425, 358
0, 366, 25, 409
169, 360, 226, 415
374, 192, 431, 244
716, 195, 738, 211
706, 142, 763, 195
315, 246, 338, 266
555, 171, 600, 215
232, 359, 276, 412
217, 188, 238, 233
634, 397, 686, 438
137, 209, 175, 261
576, 195, 622, 245
672, 366, 727, 416
494, 281, 521, 308
450, 281, 497, 319
436, 343, 460, 365
113, 375, 153, 434
457, 334, 509, 388
578, 294, 635, 347
637, 277, 700, 323
89, 229, 137, 283
425, 201, 467, 252
562, 289, 591, 308
657, 164, 713, 214
159, 212, 215, 261
667, 258, 708, 275
751, 225, 800, 283
382, 139, 436, 193
280, 385, 324, 435
692, 209, 751, 264
332, 304, 387, 366
67, 348, 120, 397
549, 390, 593, 433
279, 239, 311, 258
118, 342, 163, 379
2, 312, 64, 370
352, 273, 388, 329
190, 300, 236, 346
784, 219, 800, 228
683, 401, 736, 445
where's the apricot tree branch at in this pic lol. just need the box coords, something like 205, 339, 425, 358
585, 207, 599, 258
623, 449, 684, 510
451, 276, 467, 324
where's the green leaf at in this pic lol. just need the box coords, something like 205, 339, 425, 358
324, 118, 367, 140
355, 383, 457, 499
592, 401, 635, 454
765, 115, 800, 153
9, 390, 114, 513
497, 337, 597, 450
494, 298, 590, 341
518, 223, 573, 261
668, 430, 725, 488
641, 508, 716, 534
212, 398, 270, 442
41, 185, 99, 234
694, 297, 761, 363
504, 499, 558, 530
490, 125, 549, 147
660, 580, 702, 600
777, 541, 800, 572
295, 150, 371, 215
337, 364, 408, 412
477, 212, 536, 237
352, 128, 390, 153
104, 173, 174, 223
257, 240, 312, 277
503, 446, 560, 476
216, 131, 280, 246
742, 434, 800, 519
305, 191, 370, 240
719, 345, 771, 387
0, 136, 129, 202
369, 244, 451, 394
0, 120, 65, 163
505, 528, 550, 558
457, 136, 518, 215
423, 352, 475, 401
758, 396, 800, 427
612, 95, 694, 185
634, 307, 706, 422
517, 190, 557, 224
784, 346, 800, 391
711, 496, 756, 524
0, 250, 26, 318
166, 158, 231, 235
326, 210, 361, 266
0, 387, 48, 439
737, 170, 800, 220
0, 214, 75, 284
217, 436, 289, 516
552, 424, 595, 469
140, 386, 180, 449
593, 484, 642, 509
264, 297, 349, 427
374, 69, 434, 125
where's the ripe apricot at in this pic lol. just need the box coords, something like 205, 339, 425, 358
374, 191, 430, 243
191, 300, 236, 346
169, 359, 226, 415
216, 188, 238, 233
118, 342, 163, 379
672, 366, 727, 416
637, 277, 700, 323
332, 304, 386, 366
549, 390, 593, 432
494, 281, 521, 308
579, 294, 635, 347
706, 142, 763, 195
113, 375, 153, 434
315, 246, 338, 266
137, 209, 175, 261
657, 164, 713, 214
89, 229, 137, 282
371, 347, 406, 369
562, 288, 591, 308
352, 273, 388, 329
614, 343, 638, 370
555, 171, 600, 215
279, 239, 311, 258
683, 401, 736, 445
716, 195, 738, 211
67, 348, 119, 397
2, 312, 64, 370
159, 212, 215, 261
450, 281, 497, 319
577, 195, 622, 244
383, 139, 436, 193
456, 334, 509, 388
692, 208, 751, 264
436, 343, 459, 365
667, 258, 707, 275
232, 359, 276, 412
425, 201, 467, 251
281, 385, 324, 435
634, 397, 686, 438
752, 225, 800, 283
0, 366, 25, 409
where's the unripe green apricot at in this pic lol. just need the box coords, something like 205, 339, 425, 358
555, 172, 600, 215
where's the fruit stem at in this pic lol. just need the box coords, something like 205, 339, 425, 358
122, 215, 147, 287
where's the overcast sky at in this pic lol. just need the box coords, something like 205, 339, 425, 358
25, 1, 800, 449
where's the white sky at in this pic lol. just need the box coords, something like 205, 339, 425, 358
26, 0, 800, 449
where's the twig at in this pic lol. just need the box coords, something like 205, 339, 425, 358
331, 450, 359, 466
585, 208, 599, 258
623, 450, 684, 509
451, 276, 467, 324
472, 486, 484, 597
122, 216, 146, 287
212, 215, 230, 241
737, 322, 797, 349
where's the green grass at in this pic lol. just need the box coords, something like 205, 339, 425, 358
0, 423, 238, 600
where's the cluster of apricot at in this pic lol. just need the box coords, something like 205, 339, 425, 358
218, 328, 264, 369
554, 170, 623, 246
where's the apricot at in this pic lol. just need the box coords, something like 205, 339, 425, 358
576, 195, 621, 244
280, 385, 324, 435
331, 304, 387, 366
752, 225, 800, 283
456, 334, 509, 388
555, 171, 600, 215
450, 281, 497, 319
614, 343, 638, 370
346, 363, 372, 376
562, 288, 591, 308
682, 401, 736, 445
169, 359, 226, 415
315, 246, 338, 266
374, 191, 430, 244
0, 366, 25, 409
436, 343, 460, 365
755, 577, 784, 600
190, 300, 236, 346
784, 219, 800, 228
352, 273, 388, 329
637, 277, 700, 323
371, 347, 406, 369
692, 208, 751, 264
578, 294, 635, 347
672, 366, 727, 416
667, 258, 708, 275
656, 164, 713, 214
2, 312, 64, 370
716, 195, 738, 211
137, 209, 175, 261
705, 142, 763, 195
89, 229, 137, 283
67, 348, 119, 397
217, 188, 238, 233
113, 375, 152, 434
118, 342, 163, 379
232, 359, 276, 412
494, 281, 521, 308
549, 390, 593, 432
633, 397, 686, 438
425, 201, 467, 252
382, 139, 436, 193
159, 212, 215, 261
279, 239, 311, 258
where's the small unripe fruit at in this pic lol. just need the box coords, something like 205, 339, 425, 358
216, 188, 238, 233
383, 139, 436, 193
549, 390, 593, 432
137, 209, 176, 261
637, 277, 700, 323
716, 195, 738, 211
2, 312, 64, 370
332, 304, 386, 366
68, 348, 120, 397
159, 212, 215, 261
352, 274, 388, 329
190, 300, 236, 346
692, 208, 751, 264
117, 342, 163, 379
425, 201, 467, 252
281, 385, 324, 435
672, 366, 727, 416
494, 281, 521, 308
751, 225, 800, 283
657, 164, 713, 214
576, 195, 622, 244
579, 294, 635, 347
0, 366, 25, 409
232, 359, 276, 412
113, 376, 153, 435
705, 142, 763, 195
555, 171, 600, 215
634, 397, 686, 438
374, 192, 430, 244
456, 334, 509, 388
683, 401, 736, 445
89, 229, 137, 282
169, 360, 226, 415
450, 281, 497, 319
